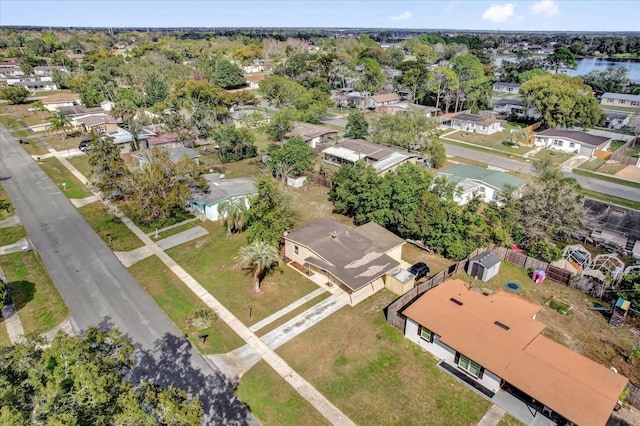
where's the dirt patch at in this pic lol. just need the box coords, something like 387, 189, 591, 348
615, 165, 640, 181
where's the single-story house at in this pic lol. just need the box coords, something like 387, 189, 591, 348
189, 173, 256, 222
33, 65, 69, 76
244, 74, 265, 90
74, 114, 119, 134
285, 122, 337, 149
322, 138, 417, 176
133, 146, 200, 169
332, 92, 370, 109
11, 80, 58, 92
445, 113, 503, 135
284, 219, 405, 305
6, 75, 36, 85
230, 107, 270, 128
493, 99, 539, 119
403, 279, 628, 426
600, 92, 640, 109
438, 164, 527, 205
605, 113, 630, 130
145, 133, 183, 150
42, 93, 82, 112
0, 65, 22, 78
368, 92, 400, 111
492, 82, 521, 94
534, 129, 611, 157
583, 198, 640, 257
57, 105, 103, 116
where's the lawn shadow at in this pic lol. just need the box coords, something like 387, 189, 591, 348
94, 317, 257, 425
7, 280, 35, 312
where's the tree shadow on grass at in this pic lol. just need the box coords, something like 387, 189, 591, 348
95, 317, 257, 426
7, 280, 35, 311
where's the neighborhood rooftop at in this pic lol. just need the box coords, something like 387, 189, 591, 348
602, 92, 640, 102
494, 98, 525, 107
286, 122, 337, 141
535, 129, 611, 146
403, 279, 629, 426
191, 173, 256, 206
439, 164, 527, 192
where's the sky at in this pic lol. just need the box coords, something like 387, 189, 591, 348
1, 0, 639, 32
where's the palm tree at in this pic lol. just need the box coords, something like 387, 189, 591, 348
217, 198, 248, 236
31, 100, 46, 121
510, 128, 531, 146
236, 241, 280, 293
47, 112, 71, 140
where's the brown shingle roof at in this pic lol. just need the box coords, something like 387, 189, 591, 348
403, 279, 628, 426
371, 93, 400, 103
536, 129, 610, 147
285, 220, 400, 291
285, 122, 337, 140
42, 93, 80, 104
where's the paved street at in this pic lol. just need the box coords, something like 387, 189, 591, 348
0, 124, 256, 425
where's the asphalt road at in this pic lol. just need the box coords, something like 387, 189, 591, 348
0, 124, 256, 425
443, 142, 640, 203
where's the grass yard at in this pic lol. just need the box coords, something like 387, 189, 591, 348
39, 157, 88, 199
454, 261, 640, 384
402, 244, 455, 274
0, 322, 11, 347
445, 129, 533, 156
0, 225, 27, 246
597, 163, 626, 175
0, 184, 16, 221
286, 183, 353, 228
42, 134, 84, 152
533, 149, 575, 166
78, 202, 144, 251
20, 138, 50, 156
572, 168, 640, 189
609, 140, 627, 151
166, 221, 320, 327
623, 145, 640, 158
237, 361, 331, 426
0, 115, 22, 130
152, 220, 200, 241
497, 413, 524, 426
129, 255, 245, 354
578, 157, 606, 171
276, 289, 492, 425
18, 110, 54, 127
11, 129, 29, 137
0, 251, 68, 335
67, 155, 91, 179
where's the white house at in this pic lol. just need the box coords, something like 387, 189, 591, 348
445, 113, 503, 135
606, 113, 630, 130
189, 174, 256, 222
493, 99, 539, 119
600, 92, 640, 109
492, 82, 521, 94
322, 138, 417, 176
368, 92, 400, 111
534, 129, 611, 157
403, 279, 628, 426
42, 93, 82, 111
438, 164, 527, 205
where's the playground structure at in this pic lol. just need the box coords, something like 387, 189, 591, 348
551, 244, 592, 274
609, 298, 631, 327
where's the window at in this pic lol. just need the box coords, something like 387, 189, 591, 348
293, 245, 299, 256
457, 354, 482, 377
552, 139, 563, 146
98, 125, 107, 134
419, 326, 433, 343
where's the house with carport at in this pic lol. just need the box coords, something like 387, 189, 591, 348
534, 129, 611, 157
438, 164, 527, 205
402, 279, 628, 426
322, 138, 417, 176
189, 173, 256, 222
444, 113, 503, 135
285, 122, 337, 149
284, 219, 405, 305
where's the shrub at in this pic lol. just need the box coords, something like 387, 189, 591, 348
185, 309, 217, 329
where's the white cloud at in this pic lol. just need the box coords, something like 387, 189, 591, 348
390, 11, 412, 21
529, 0, 560, 16
482, 3, 516, 23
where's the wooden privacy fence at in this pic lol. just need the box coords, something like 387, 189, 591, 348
609, 138, 638, 167
311, 174, 332, 188
626, 382, 640, 411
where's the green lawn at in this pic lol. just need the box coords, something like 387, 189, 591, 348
533, 149, 575, 166
0, 184, 16, 221
166, 221, 320, 327
623, 145, 640, 158
152, 220, 200, 241
497, 413, 525, 426
0, 115, 22, 130
11, 129, 29, 137
237, 361, 331, 426
67, 155, 91, 179
440, 138, 529, 160
0, 251, 69, 335
572, 168, 640, 189
39, 157, 88, 199
42, 134, 85, 152
598, 163, 625, 175
276, 289, 492, 425
77, 202, 144, 251
128, 255, 245, 354
0, 225, 27, 247
609, 140, 627, 151
578, 158, 606, 171
0, 321, 11, 347
20, 138, 50, 156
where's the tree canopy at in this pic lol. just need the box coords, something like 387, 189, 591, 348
245, 176, 297, 245
344, 109, 369, 139
211, 124, 257, 163
370, 106, 440, 151
268, 135, 316, 178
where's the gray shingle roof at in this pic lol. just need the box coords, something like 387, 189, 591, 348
602, 92, 640, 102
191, 174, 256, 206
535, 129, 610, 147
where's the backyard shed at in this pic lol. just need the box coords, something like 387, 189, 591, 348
467, 252, 501, 282
385, 267, 415, 295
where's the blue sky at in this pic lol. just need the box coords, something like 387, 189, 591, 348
1, 1, 639, 32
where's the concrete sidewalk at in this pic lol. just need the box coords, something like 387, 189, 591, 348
477, 404, 506, 426
0, 215, 21, 228
0, 237, 31, 255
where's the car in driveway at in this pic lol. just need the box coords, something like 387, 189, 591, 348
408, 262, 430, 280
78, 137, 92, 152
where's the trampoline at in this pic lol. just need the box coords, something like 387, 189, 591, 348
505, 282, 521, 291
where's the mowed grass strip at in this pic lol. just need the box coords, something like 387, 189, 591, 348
129, 255, 245, 354
39, 157, 88, 199
0, 251, 68, 335
0, 321, 11, 347
237, 361, 331, 426
67, 155, 92, 179
0, 183, 16, 221
276, 290, 491, 425
166, 221, 320, 327
78, 202, 144, 251
0, 225, 27, 246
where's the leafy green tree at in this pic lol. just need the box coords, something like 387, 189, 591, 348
268, 135, 315, 178
518, 68, 548, 84
0, 86, 30, 104
520, 74, 604, 128
344, 109, 369, 139
236, 240, 280, 293
428, 67, 458, 113
329, 161, 383, 225
450, 55, 491, 112
0, 328, 202, 425
546, 46, 577, 73
370, 106, 440, 151
582, 66, 630, 97
528, 240, 562, 262
617, 274, 640, 316
355, 57, 385, 93
245, 176, 297, 245
217, 198, 248, 236
396, 60, 430, 104
47, 112, 71, 140
144, 74, 168, 106
259, 75, 301, 108
213, 58, 246, 89
0, 272, 8, 306
425, 139, 447, 168
211, 124, 257, 163
267, 109, 295, 143
87, 137, 131, 200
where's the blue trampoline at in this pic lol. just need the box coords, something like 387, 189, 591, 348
506, 282, 521, 291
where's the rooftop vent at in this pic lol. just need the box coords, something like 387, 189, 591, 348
494, 321, 510, 331
449, 298, 463, 306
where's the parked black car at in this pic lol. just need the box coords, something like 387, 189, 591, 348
78, 137, 92, 152
408, 262, 430, 280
